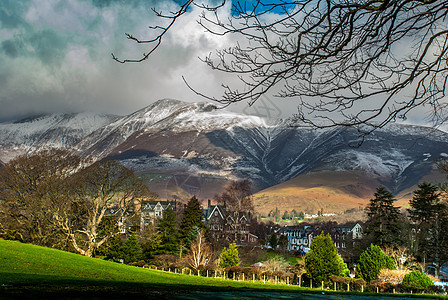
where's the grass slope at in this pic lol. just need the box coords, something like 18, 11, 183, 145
0, 241, 445, 299
0, 240, 306, 297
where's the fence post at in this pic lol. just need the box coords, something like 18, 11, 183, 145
207, 270, 209, 277
253, 274, 255, 283
287, 277, 289, 285
197, 270, 200, 276
242, 273, 245, 281
376, 287, 379, 293
321, 281, 324, 290
334, 282, 336, 291
299, 275, 302, 287
347, 283, 350, 292
310, 279, 313, 289
189, 269, 192, 276
361, 285, 364, 293
263, 275, 266, 284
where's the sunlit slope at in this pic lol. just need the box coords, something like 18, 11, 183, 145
253, 171, 381, 215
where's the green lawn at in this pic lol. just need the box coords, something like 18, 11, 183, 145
0, 240, 445, 299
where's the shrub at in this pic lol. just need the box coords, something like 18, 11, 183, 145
402, 271, 434, 290
378, 268, 410, 285
129, 260, 146, 267
152, 254, 178, 267
358, 244, 395, 282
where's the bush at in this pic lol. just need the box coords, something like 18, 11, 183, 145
378, 268, 410, 285
358, 244, 395, 282
151, 254, 178, 267
129, 260, 146, 267
402, 271, 434, 290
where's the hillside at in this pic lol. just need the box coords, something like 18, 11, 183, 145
0, 240, 325, 298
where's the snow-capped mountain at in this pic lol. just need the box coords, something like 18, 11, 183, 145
1, 98, 448, 201
0, 113, 118, 162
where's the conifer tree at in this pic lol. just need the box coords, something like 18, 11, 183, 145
304, 233, 348, 282
156, 206, 179, 255
179, 196, 204, 244
219, 241, 240, 268
121, 233, 143, 264
365, 187, 401, 247
408, 182, 447, 274
358, 244, 395, 282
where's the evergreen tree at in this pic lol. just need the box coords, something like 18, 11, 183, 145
268, 232, 278, 249
179, 196, 204, 244
139, 221, 161, 261
219, 241, 240, 268
121, 233, 143, 264
358, 244, 395, 282
304, 233, 348, 282
156, 206, 179, 255
408, 182, 447, 275
365, 187, 401, 247
278, 234, 289, 252
102, 234, 124, 262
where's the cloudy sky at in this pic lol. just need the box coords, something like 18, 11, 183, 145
0, 0, 442, 126
1, 0, 288, 121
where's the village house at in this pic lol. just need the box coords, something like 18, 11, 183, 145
203, 200, 258, 244
278, 222, 364, 257
139, 200, 177, 229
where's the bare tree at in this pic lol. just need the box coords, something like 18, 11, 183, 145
114, 0, 448, 134
0, 150, 81, 247
52, 159, 149, 257
188, 230, 213, 270
215, 179, 254, 241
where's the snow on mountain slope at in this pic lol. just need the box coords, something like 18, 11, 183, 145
1, 98, 448, 202
0, 113, 117, 162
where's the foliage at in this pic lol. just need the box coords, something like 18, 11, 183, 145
358, 244, 396, 282
278, 235, 288, 252
179, 196, 204, 244
268, 233, 278, 249
121, 233, 143, 264
219, 241, 240, 268
156, 206, 179, 255
304, 233, 348, 283
101, 234, 124, 262
365, 187, 401, 247
402, 271, 434, 290
408, 182, 447, 263
139, 221, 162, 261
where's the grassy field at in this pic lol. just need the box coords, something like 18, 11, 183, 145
0, 240, 445, 299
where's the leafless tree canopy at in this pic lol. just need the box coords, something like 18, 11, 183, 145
114, 0, 448, 133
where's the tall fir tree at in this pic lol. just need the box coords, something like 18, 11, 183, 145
408, 182, 447, 275
219, 241, 240, 268
121, 232, 143, 264
156, 206, 179, 255
365, 186, 401, 247
179, 196, 204, 244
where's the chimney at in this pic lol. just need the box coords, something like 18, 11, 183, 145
208, 199, 211, 208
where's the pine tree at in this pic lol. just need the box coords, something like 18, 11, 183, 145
121, 232, 143, 264
365, 186, 401, 247
156, 206, 179, 255
268, 232, 278, 249
408, 182, 447, 274
358, 244, 395, 282
102, 234, 124, 262
304, 233, 348, 282
219, 241, 240, 268
179, 196, 204, 244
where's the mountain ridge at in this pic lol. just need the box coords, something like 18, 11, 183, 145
1, 98, 447, 213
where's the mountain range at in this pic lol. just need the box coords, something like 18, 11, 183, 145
1, 98, 447, 214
